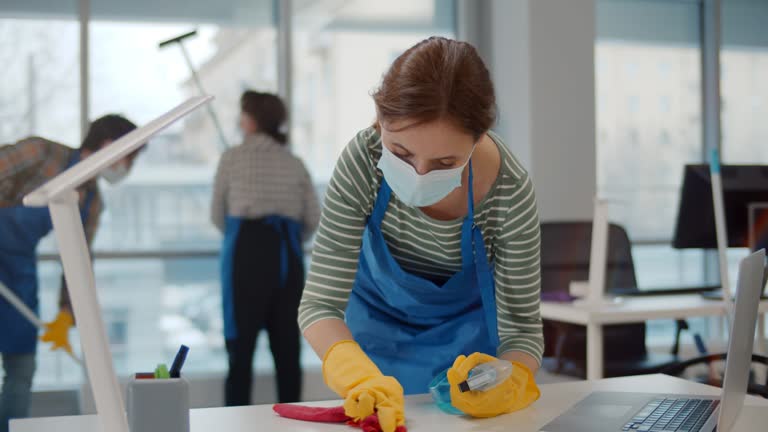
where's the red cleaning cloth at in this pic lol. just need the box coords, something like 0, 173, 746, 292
273, 404, 407, 432
273, 404, 349, 423
351, 413, 407, 432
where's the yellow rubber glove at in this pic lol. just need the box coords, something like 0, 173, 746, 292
40, 310, 74, 354
446, 352, 540, 418
322, 340, 405, 432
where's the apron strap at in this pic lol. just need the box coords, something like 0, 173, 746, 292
370, 178, 392, 226
67, 150, 96, 223
80, 189, 96, 223
467, 161, 476, 215
460, 162, 476, 266
66, 150, 80, 169
264, 216, 304, 288
474, 224, 500, 346
465, 161, 500, 346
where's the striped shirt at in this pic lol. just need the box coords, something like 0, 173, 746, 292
211, 133, 321, 239
299, 128, 544, 363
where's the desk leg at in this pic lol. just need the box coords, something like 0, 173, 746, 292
587, 323, 603, 381
757, 314, 767, 386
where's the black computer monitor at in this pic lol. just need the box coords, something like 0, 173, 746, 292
673, 164, 768, 250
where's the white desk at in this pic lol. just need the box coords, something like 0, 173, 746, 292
12, 374, 768, 432
541, 294, 768, 380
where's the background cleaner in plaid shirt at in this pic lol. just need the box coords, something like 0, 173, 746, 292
211, 91, 320, 406
0, 114, 139, 432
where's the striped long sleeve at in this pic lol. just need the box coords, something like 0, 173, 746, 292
492, 176, 544, 361
299, 128, 544, 364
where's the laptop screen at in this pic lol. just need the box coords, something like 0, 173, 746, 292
717, 249, 765, 432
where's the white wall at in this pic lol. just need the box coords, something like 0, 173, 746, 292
460, 0, 597, 222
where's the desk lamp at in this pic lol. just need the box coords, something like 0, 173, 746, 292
23, 96, 213, 432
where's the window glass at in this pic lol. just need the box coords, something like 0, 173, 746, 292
0, 4, 80, 146
291, 0, 455, 184
596, 0, 706, 301
721, 0, 768, 290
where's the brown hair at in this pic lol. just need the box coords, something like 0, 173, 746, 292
240, 90, 288, 145
81, 114, 137, 151
372, 37, 496, 141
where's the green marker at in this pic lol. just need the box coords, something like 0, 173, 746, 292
154, 363, 170, 379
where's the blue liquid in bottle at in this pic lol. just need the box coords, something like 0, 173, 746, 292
428, 369, 464, 415
429, 360, 514, 414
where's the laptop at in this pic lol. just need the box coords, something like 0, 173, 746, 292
541, 249, 766, 432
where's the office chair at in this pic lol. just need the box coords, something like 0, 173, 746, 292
662, 353, 768, 398
540, 222, 688, 378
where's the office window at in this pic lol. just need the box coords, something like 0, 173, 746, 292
87, 1, 277, 380
90, 14, 278, 252
0, 4, 80, 146
658, 62, 671, 80
721, 0, 768, 164
659, 130, 671, 146
0, 1, 80, 391
291, 0, 455, 185
659, 96, 671, 114
25, 1, 280, 389
19, 0, 457, 390
596, 0, 702, 241
721, 0, 768, 290
596, 0, 706, 297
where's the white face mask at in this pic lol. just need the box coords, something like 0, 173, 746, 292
235, 120, 246, 143
377, 143, 473, 207
102, 163, 129, 184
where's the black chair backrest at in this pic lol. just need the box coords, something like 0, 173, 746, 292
541, 222, 647, 362
541, 222, 638, 296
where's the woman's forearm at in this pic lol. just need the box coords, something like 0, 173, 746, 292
303, 318, 355, 358
500, 350, 540, 375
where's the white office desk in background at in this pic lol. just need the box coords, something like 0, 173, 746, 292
11, 374, 768, 432
541, 294, 768, 380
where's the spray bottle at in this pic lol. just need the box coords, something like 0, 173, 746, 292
429, 360, 514, 414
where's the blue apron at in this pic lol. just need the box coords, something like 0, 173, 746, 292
0, 151, 94, 354
221, 215, 304, 339
345, 162, 500, 394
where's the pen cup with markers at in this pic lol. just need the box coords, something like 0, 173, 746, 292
127, 346, 191, 432
126, 375, 190, 432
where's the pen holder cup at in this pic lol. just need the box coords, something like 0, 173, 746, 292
126, 377, 190, 432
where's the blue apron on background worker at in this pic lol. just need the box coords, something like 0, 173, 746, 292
219, 215, 306, 403
211, 90, 320, 406
0, 115, 138, 432
221, 215, 305, 341
0, 151, 95, 354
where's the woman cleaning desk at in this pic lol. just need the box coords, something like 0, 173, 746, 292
298, 37, 543, 432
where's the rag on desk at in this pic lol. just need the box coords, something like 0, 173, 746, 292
273, 404, 408, 432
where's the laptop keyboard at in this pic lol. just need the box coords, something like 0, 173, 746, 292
621, 398, 720, 432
